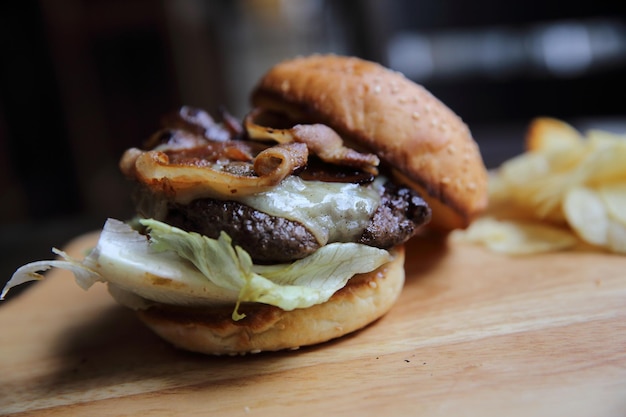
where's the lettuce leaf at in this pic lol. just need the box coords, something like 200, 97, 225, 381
0, 248, 101, 300
141, 219, 392, 317
2, 218, 392, 320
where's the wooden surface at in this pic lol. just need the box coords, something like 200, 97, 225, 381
1, 231, 625, 417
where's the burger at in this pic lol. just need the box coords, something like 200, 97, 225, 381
2, 55, 488, 355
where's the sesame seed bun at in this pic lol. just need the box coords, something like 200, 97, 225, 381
251, 54, 488, 230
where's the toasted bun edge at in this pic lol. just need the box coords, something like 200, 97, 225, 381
135, 246, 405, 355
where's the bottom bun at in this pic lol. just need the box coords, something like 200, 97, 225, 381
136, 246, 405, 355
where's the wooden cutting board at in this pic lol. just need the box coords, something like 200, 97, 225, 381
1, 230, 625, 417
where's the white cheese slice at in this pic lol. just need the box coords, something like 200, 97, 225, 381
237, 176, 384, 245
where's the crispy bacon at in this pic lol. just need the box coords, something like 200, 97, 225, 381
244, 109, 380, 175
291, 124, 379, 175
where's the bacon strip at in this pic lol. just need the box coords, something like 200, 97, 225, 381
291, 124, 379, 175
244, 110, 379, 174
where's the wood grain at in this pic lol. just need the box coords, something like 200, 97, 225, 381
1, 231, 625, 417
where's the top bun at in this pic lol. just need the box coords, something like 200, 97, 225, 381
251, 54, 488, 230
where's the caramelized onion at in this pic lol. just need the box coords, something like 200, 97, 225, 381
244, 114, 294, 144
254, 142, 308, 177
120, 142, 308, 203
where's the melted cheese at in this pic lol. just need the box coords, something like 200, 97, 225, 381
238, 176, 384, 245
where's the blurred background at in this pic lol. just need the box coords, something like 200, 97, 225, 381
1, 0, 625, 295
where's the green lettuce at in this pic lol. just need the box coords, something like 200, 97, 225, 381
3, 218, 392, 321
141, 219, 392, 319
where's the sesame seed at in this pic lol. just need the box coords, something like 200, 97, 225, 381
441, 176, 451, 184
467, 182, 477, 190
447, 144, 457, 154
412, 111, 420, 120
374, 85, 382, 94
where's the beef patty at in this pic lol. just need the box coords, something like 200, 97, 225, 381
138, 181, 430, 263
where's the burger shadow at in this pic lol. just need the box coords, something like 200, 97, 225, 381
29, 304, 186, 398
30, 303, 321, 403
402, 231, 450, 282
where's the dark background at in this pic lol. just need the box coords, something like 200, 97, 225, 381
1, 0, 625, 297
